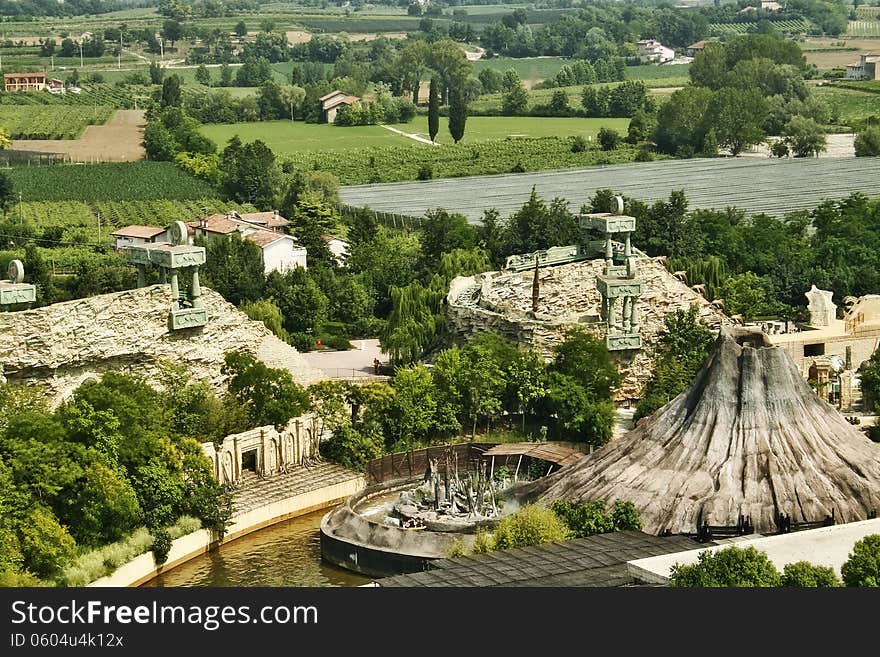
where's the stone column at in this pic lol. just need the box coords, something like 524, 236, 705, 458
624, 232, 632, 259
169, 268, 179, 309
136, 264, 146, 288
607, 297, 617, 331
630, 296, 639, 332
621, 296, 631, 332
600, 296, 608, 322
191, 267, 203, 309
604, 234, 613, 272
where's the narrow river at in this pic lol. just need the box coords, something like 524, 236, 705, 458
143, 507, 369, 587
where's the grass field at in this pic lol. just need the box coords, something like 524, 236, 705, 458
0, 105, 114, 139
469, 82, 679, 115
813, 85, 880, 126
389, 116, 631, 144
472, 57, 570, 82
8, 162, 217, 201
201, 120, 421, 153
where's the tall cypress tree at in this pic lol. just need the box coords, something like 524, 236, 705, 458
448, 85, 467, 144
428, 77, 440, 143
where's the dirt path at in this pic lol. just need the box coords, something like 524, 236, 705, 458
381, 124, 439, 146
10, 109, 146, 162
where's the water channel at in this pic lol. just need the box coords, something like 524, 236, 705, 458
143, 506, 370, 588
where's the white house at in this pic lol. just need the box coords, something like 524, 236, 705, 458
324, 235, 350, 266
187, 211, 307, 274
111, 225, 169, 250
846, 54, 880, 81
637, 39, 675, 65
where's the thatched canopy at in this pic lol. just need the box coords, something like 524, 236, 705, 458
524, 327, 880, 534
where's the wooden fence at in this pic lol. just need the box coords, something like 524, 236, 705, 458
366, 442, 496, 486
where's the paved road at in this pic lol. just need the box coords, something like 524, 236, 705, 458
302, 338, 389, 378
340, 155, 880, 223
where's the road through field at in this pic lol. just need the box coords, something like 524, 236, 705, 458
10, 109, 146, 162
340, 156, 880, 222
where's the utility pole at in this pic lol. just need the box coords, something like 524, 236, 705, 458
97, 211, 101, 244
118, 33, 122, 69
18, 192, 22, 226
79, 41, 83, 68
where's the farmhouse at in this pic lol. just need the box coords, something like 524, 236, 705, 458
320, 89, 360, 124
3, 72, 46, 92
636, 39, 675, 64
187, 211, 307, 274
686, 39, 709, 56
845, 53, 880, 81
111, 225, 170, 250
739, 1, 782, 12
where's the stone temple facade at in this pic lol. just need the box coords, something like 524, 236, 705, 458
446, 257, 730, 401
0, 285, 325, 407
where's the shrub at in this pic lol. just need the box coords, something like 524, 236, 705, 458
597, 127, 621, 151
841, 534, 880, 587
447, 538, 466, 558
472, 528, 494, 554
417, 164, 433, 180
150, 528, 172, 565
634, 147, 653, 162
318, 425, 383, 471
571, 135, 588, 153
669, 546, 781, 587
491, 504, 570, 551
781, 561, 840, 587
770, 139, 790, 158
854, 126, 880, 157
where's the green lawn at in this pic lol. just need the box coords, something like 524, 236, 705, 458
200, 120, 421, 153
472, 57, 570, 81
813, 86, 880, 126
389, 116, 631, 144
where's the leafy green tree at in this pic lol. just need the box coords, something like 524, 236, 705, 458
859, 348, 880, 411
380, 279, 446, 366
507, 349, 547, 431
219, 137, 280, 208
149, 61, 164, 85
428, 77, 440, 143
708, 87, 768, 155
581, 85, 610, 118
235, 57, 273, 87
62, 461, 142, 548
636, 306, 715, 420
264, 268, 328, 335
222, 351, 310, 429
234, 20, 248, 38
597, 126, 620, 151
781, 561, 840, 587
854, 126, 880, 157
719, 271, 777, 321
654, 86, 713, 156
501, 81, 529, 116
347, 227, 421, 317
219, 63, 233, 87
0, 171, 14, 212
194, 64, 211, 86
160, 74, 182, 108
389, 365, 437, 449
448, 86, 467, 143
18, 505, 77, 579
201, 232, 266, 306
551, 499, 641, 537
419, 208, 476, 270
547, 89, 569, 115
783, 115, 827, 158
689, 41, 728, 90
669, 546, 782, 587
241, 298, 289, 342
131, 462, 183, 528
478, 68, 503, 93
841, 534, 880, 587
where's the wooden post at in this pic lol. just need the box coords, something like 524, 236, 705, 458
514, 454, 523, 481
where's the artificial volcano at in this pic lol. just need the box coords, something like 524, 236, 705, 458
524, 326, 880, 535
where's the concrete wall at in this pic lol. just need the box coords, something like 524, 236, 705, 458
88, 475, 366, 588
262, 238, 307, 274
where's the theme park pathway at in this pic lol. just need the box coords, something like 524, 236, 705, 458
340, 155, 880, 223
302, 338, 390, 380
233, 462, 360, 515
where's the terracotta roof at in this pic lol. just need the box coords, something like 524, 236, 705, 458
187, 215, 240, 235
238, 211, 289, 228
323, 94, 359, 110
688, 40, 708, 50
319, 89, 347, 102
244, 230, 291, 248
111, 225, 167, 239
4, 72, 46, 79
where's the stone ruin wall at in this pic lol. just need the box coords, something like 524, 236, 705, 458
0, 285, 324, 407
446, 257, 730, 401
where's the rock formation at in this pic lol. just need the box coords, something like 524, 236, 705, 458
446, 256, 729, 400
523, 326, 880, 535
0, 285, 325, 406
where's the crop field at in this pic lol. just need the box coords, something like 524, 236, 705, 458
813, 86, 880, 126
625, 63, 691, 80
848, 20, 880, 37
201, 120, 420, 153
340, 157, 880, 223
0, 83, 154, 109
0, 106, 114, 139
285, 137, 645, 185
472, 57, 570, 82
708, 19, 812, 36
389, 116, 631, 144
16, 199, 257, 245
8, 162, 217, 201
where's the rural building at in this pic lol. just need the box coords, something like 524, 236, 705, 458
320, 90, 360, 124
187, 211, 307, 274
111, 225, 170, 250
3, 72, 46, 92
739, 1, 782, 12
686, 40, 709, 56
324, 235, 350, 265
845, 53, 880, 80
636, 39, 675, 64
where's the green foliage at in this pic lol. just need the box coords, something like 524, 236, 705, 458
854, 126, 880, 157
219, 136, 280, 208
783, 115, 827, 157
222, 351, 309, 430
150, 528, 172, 565
428, 77, 440, 143
320, 425, 383, 472
448, 86, 468, 144
781, 561, 840, 587
597, 126, 621, 151
636, 306, 715, 420
0, 106, 114, 140
551, 499, 642, 537
669, 546, 782, 587
491, 504, 570, 551
19, 505, 77, 579
241, 298, 289, 342
502, 82, 529, 116
841, 534, 880, 587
